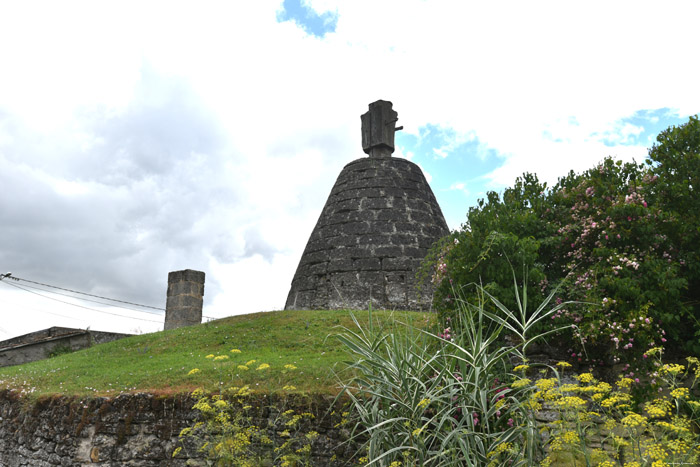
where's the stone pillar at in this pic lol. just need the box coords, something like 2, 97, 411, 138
164, 269, 205, 330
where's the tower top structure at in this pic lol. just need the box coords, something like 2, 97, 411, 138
361, 100, 403, 158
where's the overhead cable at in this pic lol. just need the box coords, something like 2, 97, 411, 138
7, 274, 165, 311
0, 280, 163, 324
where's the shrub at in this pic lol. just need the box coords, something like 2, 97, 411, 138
426, 115, 700, 366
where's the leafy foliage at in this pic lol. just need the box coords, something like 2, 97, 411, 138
428, 115, 700, 369
337, 280, 570, 465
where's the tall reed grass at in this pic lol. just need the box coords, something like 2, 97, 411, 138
337, 277, 571, 466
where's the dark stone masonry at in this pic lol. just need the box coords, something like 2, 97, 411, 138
0, 391, 353, 466
285, 101, 449, 311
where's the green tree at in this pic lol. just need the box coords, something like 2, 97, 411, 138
647, 115, 700, 351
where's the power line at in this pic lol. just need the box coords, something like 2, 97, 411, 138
6, 275, 165, 311
12, 280, 165, 316
0, 280, 163, 324
1, 272, 216, 321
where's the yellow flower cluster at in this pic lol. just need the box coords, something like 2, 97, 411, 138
554, 396, 587, 411
621, 412, 647, 428
670, 387, 689, 399
645, 398, 671, 418
616, 377, 634, 389
511, 378, 531, 389
660, 363, 685, 376
643, 442, 668, 461
549, 430, 580, 452
486, 441, 512, 458
417, 398, 430, 409
576, 373, 595, 384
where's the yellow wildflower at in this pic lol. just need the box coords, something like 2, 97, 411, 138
172, 446, 182, 457
556, 361, 572, 369
230, 348, 242, 353
535, 378, 557, 391
511, 378, 531, 389
687, 400, 700, 410
621, 413, 647, 428
576, 373, 596, 384
670, 387, 689, 399
237, 365, 249, 371
205, 354, 215, 359
213, 399, 228, 409
660, 363, 685, 376
616, 377, 634, 389
554, 396, 587, 410
645, 398, 671, 418
284, 364, 297, 370
417, 398, 430, 409
256, 363, 270, 370
644, 442, 668, 461
245, 359, 257, 366
213, 355, 229, 361
187, 368, 201, 376
513, 364, 530, 372
283, 385, 297, 391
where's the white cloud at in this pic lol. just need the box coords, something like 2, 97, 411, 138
0, 1, 698, 338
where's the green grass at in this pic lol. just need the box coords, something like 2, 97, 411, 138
0, 309, 432, 399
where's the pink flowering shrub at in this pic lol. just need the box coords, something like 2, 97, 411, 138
427, 115, 700, 373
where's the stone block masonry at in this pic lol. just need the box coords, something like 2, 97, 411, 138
164, 269, 205, 331
285, 156, 449, 311
286, 101, 449, 311
0, 391, 355, 466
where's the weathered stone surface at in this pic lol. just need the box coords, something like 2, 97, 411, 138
0, 391, 354, 466
164, 269, 205, 331
285, 156, 449, 311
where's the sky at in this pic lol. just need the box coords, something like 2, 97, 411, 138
0, 1, 698, 340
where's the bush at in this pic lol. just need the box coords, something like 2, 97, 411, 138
339, 284, 700, 466
426, 115, 700, 368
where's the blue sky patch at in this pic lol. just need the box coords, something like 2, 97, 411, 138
277, 0, 338, 38
596, 108, 687, 147
397, 127, 506, 229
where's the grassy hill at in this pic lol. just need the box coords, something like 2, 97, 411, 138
0, 309, 431, 399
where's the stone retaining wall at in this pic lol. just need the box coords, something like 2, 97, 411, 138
0, 390, 353, 466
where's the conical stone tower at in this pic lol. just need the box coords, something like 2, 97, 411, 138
285, 100, 449, 311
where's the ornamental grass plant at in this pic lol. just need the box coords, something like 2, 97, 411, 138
337, 275, 572, 466
338, 276, 700, 466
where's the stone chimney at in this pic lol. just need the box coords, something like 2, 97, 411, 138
164, 269, 205, 330
361, 100, 403, 158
